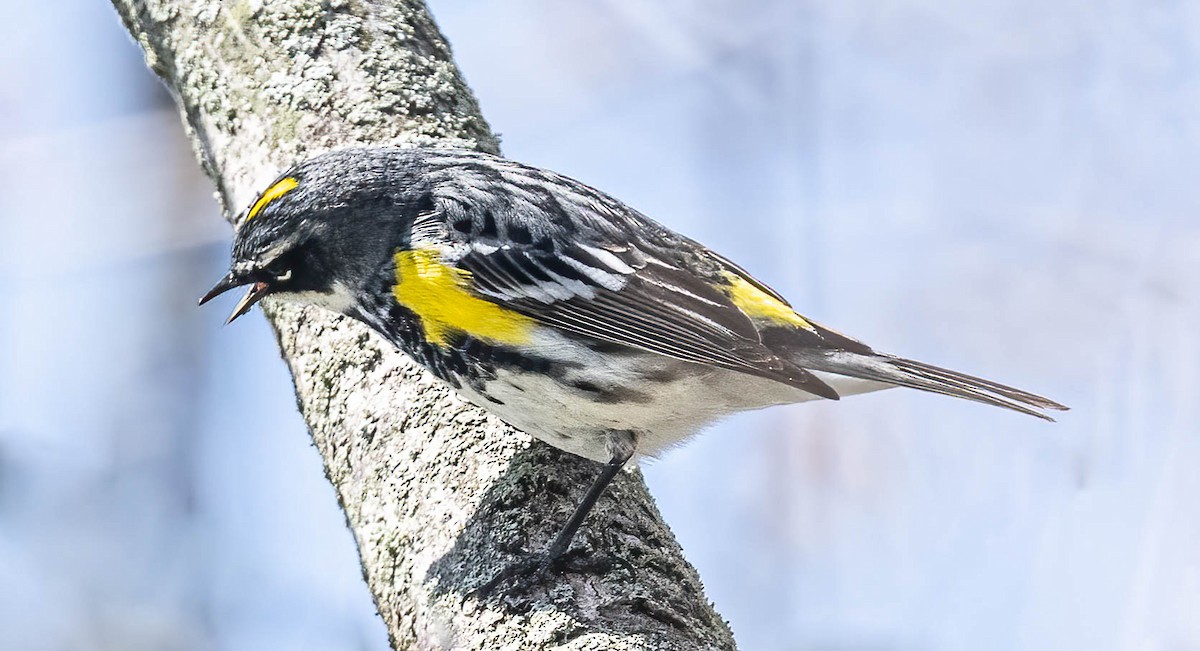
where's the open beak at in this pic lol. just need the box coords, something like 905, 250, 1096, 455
199, 272, 272, 325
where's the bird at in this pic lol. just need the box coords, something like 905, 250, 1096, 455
200, 146, 1066, 561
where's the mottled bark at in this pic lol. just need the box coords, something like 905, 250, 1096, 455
108, 1, 736, 648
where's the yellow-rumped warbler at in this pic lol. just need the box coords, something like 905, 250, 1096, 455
201, 147, 1066, 560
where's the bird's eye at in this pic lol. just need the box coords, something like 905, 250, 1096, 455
264, 260, 292, 282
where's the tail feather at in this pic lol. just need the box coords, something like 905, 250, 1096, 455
801, 351, 1068, 421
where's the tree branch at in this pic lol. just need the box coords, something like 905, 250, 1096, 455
109, 0, 737, 648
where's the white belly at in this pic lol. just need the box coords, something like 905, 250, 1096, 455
452, 331, 891, 462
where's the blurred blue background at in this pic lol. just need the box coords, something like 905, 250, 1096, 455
2, 1, 1196, 649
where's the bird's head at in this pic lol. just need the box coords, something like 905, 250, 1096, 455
199, 148, 428, 323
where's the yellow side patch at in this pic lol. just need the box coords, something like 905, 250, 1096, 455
245, 177, 299, 222
392, 248, 535, 346
724, 272, 815, 331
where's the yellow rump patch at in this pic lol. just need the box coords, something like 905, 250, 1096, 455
724, 272, 815, 331
392, 248, 535, 347
245, 177, 299, 222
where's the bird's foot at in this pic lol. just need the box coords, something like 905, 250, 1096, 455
472, 546, 613, 600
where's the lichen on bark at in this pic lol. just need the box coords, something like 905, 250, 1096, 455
109, 0, 737, 648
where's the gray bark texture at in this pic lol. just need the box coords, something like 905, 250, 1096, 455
109, 1, 737, 649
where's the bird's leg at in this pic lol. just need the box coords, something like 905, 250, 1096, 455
546, 431, 636, 560
473, 432, 636, 598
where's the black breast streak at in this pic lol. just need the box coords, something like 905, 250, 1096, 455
355, 272, 474, 391
382, 303, 468, 389
378, 320, 656, 407
378, 317, 566, 407
567, 378, 653, 405
353, 282, 465, 389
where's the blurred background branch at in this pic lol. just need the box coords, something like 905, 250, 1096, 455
106, 0, 734, 649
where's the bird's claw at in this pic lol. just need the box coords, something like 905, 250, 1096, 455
471, 546, 613, 600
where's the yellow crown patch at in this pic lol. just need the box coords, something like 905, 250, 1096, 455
246, 177, 299, 222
